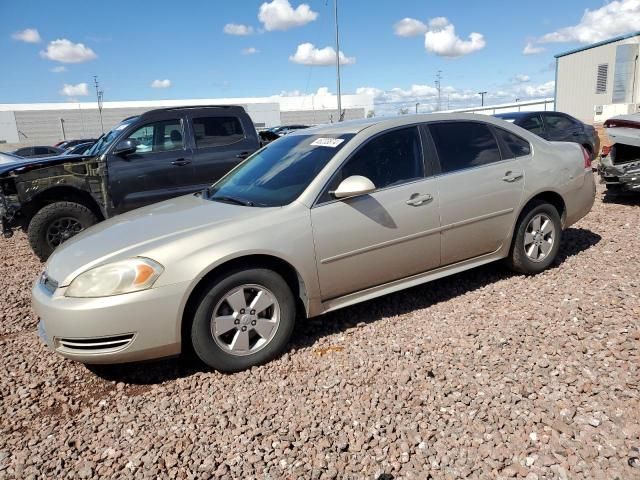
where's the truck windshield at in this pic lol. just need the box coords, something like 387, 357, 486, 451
85, 117, 138, 156
207, 133, 354, 207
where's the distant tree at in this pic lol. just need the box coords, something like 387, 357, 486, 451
366, 110, 375, 118
398, 107, 409, 115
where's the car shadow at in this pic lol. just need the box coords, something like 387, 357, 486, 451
602, 191, 640, 206
87, 227, 601, 385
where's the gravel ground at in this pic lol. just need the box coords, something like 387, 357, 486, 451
1, 184, 639, 480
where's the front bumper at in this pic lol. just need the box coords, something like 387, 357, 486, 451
32, 278, 190, 364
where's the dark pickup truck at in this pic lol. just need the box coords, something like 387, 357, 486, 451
0, 105, 260, 260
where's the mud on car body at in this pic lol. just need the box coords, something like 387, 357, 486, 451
0, 105, 260, 260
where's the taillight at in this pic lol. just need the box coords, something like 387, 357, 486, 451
580, 146, 592, 169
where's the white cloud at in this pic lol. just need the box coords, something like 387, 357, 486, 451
357, 80, 555, 116
59, 83, 89, 97
523, 41, 545, 55
517, 80, 555, 98
424, 17, 486, 57
289, 42, 355, 66
12, 28, 41, 43
223, 23, 255, 36
241, 47, 259, 55
512, 74, 530, 83
393, 18, 428, 37
51, 66, 66, 73
40, 39, 97, 63
150, 79, 171, 88
539, 0, 640, 44
258, 0, 318, 31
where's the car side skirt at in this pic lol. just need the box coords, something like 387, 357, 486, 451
319, 246, 508, 315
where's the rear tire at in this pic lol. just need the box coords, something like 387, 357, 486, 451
190, 268, 296, 373
27, 201, 98, 261
507, 201, 562, 274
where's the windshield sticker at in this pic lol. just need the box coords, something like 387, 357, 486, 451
310, 138, 345, 148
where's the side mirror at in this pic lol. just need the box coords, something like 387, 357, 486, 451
331, 175, 376, 199
113, 139, 139, 157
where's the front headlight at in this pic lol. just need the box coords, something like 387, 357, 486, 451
65, 258, 164, 298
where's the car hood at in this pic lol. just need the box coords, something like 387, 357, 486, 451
0, 153, 86, 176
46, 194, 278, 286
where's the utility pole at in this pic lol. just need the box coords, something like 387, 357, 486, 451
478, 91, 487, 107
435, 70, 442, 111
415, 103, 420, 114
334, 0, 343, 121
94, 76, 104, 134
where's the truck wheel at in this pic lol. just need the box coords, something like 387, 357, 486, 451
190, 268, 296, 372
506, 200, 562, 275
28, 202, 98, 261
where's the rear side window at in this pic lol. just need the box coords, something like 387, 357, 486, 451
193, 116, 245, 147
495, 128, 531, 158
429, 122, 501, 173
520, 115, 544, 136
35, 147, 51, 155
544, 114, 576, 132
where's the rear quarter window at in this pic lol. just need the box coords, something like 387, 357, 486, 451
495, 127, 531, 158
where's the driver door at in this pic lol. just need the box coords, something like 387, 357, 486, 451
310, 126, 441, 300
108, 116, 195, 213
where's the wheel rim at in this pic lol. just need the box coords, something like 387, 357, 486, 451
524, 213, 555, 263
211, 284, 280, 357
46, 217, 84, 248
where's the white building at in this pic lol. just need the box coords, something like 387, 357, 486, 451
0, 92, 374, 148
555, 31, 640, 124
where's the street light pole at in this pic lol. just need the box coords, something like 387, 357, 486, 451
478, 91, 487, 107
94, 76, 104, 134
334, 0, 342, 121
415, 103, 420, 114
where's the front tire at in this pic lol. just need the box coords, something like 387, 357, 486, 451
27, 201, 98, 261
190, 268, 296, 372
507, 201, 562, 274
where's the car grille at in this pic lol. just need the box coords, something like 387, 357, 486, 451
56, 334, 135, 353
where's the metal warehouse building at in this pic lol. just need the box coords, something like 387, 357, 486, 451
555, 31, 640, 124
0, 92, 373, 149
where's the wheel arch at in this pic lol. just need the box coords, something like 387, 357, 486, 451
516, 190, 567, 228
22, 186, 105, 226
180, 253, 309, 351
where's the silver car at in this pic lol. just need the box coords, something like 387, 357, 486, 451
33, 114, 596, 372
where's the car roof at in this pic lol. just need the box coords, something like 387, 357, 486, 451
290, 112, 517, 136
494, 112, 532, 119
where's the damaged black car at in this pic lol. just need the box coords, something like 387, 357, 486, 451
0, 105, 260, 260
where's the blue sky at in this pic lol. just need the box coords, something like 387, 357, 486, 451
1, 0, 639, 113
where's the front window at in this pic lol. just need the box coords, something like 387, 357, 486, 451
207, 134, 354, 207
86, 117, 138, 156
126, 119, 183, 153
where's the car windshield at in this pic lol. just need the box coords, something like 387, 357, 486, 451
85, 117, 138, 156
207, 133, 354, 207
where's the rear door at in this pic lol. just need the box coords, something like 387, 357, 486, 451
188, 113, 259, 188
107, 114, 195, 213
429, 121, 526, 266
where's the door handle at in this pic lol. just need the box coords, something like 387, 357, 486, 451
502, 171, 523, 183
235, 152, 250, 159
406, 193, 433, 206
171, 158, 191, 166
